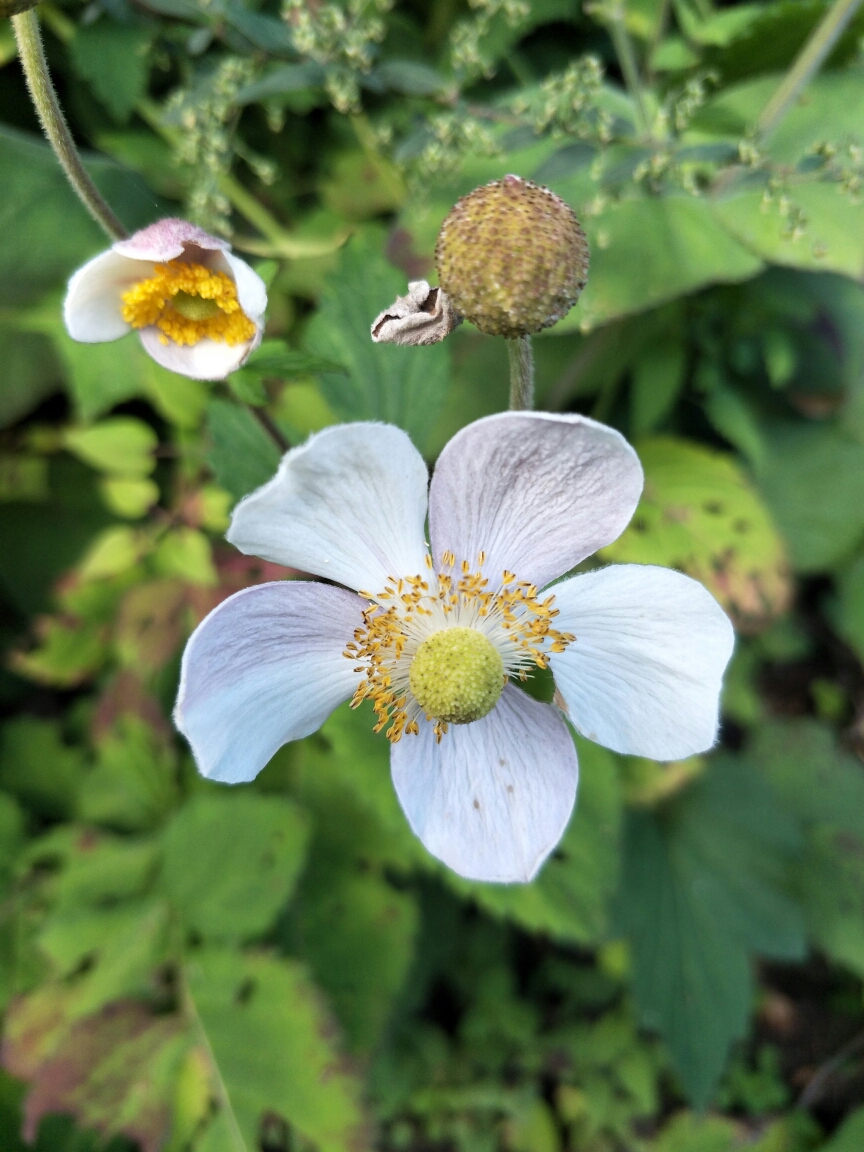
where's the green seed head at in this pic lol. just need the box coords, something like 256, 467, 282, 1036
409, 627, 504, 725
434, 175, 589, 338
171, 290, 223, 321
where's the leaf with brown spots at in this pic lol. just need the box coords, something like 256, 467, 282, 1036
601, 437, 791, 631
3, 998, 190, 1152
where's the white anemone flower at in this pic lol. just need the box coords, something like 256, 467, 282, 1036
63, 218, 267, 380
175, 414, 734, 883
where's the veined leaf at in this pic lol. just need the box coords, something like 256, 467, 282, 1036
186, 948, 371, 1151
162, 792, 309, 943
614, 756, 805, 1105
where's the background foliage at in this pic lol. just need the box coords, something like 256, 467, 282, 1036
1, 0, 864, 1149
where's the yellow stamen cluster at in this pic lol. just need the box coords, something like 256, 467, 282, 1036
345, 552, 575, 743
120, 260, 256, 347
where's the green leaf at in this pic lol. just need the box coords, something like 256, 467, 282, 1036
69, 23, 154, 123
756, 422, 864, 572
152, 528, 217, 586
187, 948, 370, 1151
614, 757, 806, 1106
822, 1106, 864, 1152
304, 233, 450, 449
289, 867, 419, 1053
653, 1112, 737, 1152
832, 552, 864, 664
0, 127, 157, 310
712, 184, 864, 280
65, 418, 158, 478
77, 717, 179, 833
630, 339, 685, 435
753, 719, 864, 977
52, 328, 152, 423
449, 738, 621, 946
205, 398, 281, 503
557, 196, 762, 331
162, 792, 309, 942
0, 329, 61, 430
601, 437, 790, 629
0, 718, 87, 821
99, 476, 159, 519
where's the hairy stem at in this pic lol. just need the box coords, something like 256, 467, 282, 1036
757, 0, 864, 138
11, 9, 127, 240
507, 336, 535, 410
251, 406, 290, 453
607, 10, 651, 138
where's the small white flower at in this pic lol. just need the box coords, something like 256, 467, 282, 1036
174, 414, 734, 883
63, 218, 267, 381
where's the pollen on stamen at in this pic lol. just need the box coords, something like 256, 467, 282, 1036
346, 556, 575, 743
120, 259, 256, 348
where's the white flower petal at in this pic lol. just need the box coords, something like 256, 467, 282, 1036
112, 218, 229, 262
227, 423, 430, 593
138, 325, 262, 380
223, 250, 268, 322
175, 580, 364, 784
63, 250, 146, 342
428, 412, 643, 589
390, 683, 578, 883
549, 564, 735, 760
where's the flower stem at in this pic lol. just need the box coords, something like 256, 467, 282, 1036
757, 0, 864, 138
11, 9, 127, 240
607, 7, 652, 139
507, 336, 534, 410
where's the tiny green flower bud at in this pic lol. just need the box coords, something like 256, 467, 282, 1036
434, 174, 589, 338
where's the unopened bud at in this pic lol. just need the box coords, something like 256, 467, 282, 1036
371, 280, 462, 347
434, 175, 589, 338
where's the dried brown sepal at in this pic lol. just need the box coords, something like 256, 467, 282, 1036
370, 280, 462, 347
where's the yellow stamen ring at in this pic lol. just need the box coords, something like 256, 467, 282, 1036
346, 555, 575, 744
120, 260, 256, 348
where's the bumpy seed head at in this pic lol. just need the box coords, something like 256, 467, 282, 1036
434, 175, 589, 338
409, 627, 504, 725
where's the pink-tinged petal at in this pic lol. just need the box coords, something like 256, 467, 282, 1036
112, 218, 229, 262
390, 683, 578, 883
175, 581, 364, 784
63, 250, 147, 342
138, 325, 262, 380
550, 564, 735, 761
227, 423, 430, 593
428, 412, 643, 589
223, 250, 268, 322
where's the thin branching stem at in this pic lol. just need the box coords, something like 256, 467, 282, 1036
507, 336, 535, 410
757, 0, 864, 138
11, 9, 127, 240
607, 9, 652, 139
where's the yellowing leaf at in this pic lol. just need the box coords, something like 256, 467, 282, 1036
153, 528, 216, 587
77, 526, 143, 581
601, 437, 790, 630
99, 476, 159, 519
65, 418, 157, 477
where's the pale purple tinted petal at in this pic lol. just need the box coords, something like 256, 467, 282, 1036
63, 250, 145, 342
390, 683, 578, 883
175, 581, 364, 784
550, 564, 735, 760
227, 423, 430, 593
138, 326, 262, 380
223, 250, 268, 322
428, 412, 643, 589
113, 218, 229, 262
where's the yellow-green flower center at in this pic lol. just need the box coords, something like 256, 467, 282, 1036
408, 627, 504, 725
171, 290, 223, 321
